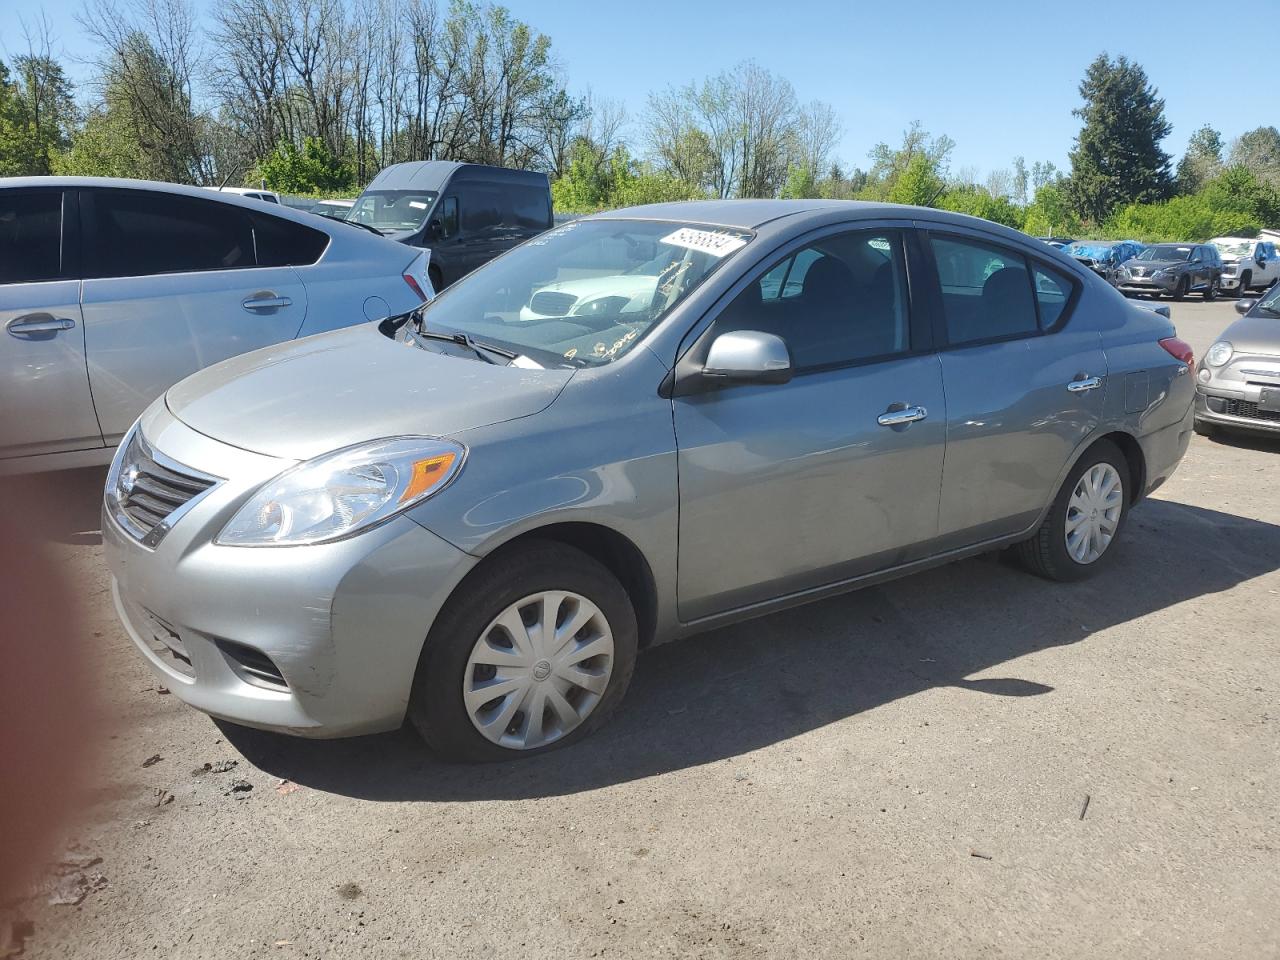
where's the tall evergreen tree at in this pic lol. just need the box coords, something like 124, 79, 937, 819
1066, 54, 1172, 223
1176, 125, 1224, 194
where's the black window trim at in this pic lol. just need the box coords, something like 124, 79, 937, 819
919, 226, 1083, 353
670, 220, 935, 386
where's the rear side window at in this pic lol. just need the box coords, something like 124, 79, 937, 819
1034, 266, 1072, 328
252, 213, 329, 266
931, 235, 1037, 344
460, 187, 502, 232
90, 190, 254, 278
0, 191, 62, 284
509, 184, 550, 229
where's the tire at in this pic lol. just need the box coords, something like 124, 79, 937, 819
427, 264, 444, 294
408, 540, 639, 762
1239, 271, 1252, 296
1173, 276, 1189, 301
1203, 277, 1217, 301
1014, 440, 1130, 583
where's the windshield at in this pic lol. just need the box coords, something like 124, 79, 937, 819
1256, 282, 1280, 314
409, 219, 753, 368
349, 190, 439, 233
1065, 243, 1117, 260
1137, 244, 1193, 261
1213, 239, 1254, 258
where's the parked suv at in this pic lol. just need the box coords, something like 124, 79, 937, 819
0, 177, 431, 474
1210, 237, 1280, 296
350, 161, 552, 290
1118, 243, 1222, 300
1062, 239, 1144, 287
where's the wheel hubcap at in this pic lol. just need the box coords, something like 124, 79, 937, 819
463, 591, 614, 750
1065, 463, 1124, 564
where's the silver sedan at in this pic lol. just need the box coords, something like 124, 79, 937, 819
103, 200, 1195, 761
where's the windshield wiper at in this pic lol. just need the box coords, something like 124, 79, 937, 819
412, 326, 518, 364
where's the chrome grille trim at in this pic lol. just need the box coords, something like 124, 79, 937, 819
529, 290, 578, 316
105, 428, 223, 548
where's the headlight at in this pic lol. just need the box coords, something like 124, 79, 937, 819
1204, 341, 1233, 368
217, 437, 465, 546
1152, 269, 1169, 279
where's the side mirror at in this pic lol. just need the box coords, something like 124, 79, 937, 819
702, 331, 793, 385
427, 218, 443, 240
1236, 298, 1257, 315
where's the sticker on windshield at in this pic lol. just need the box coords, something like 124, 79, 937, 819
659, 227, 748, 258
409, 201, 429, 209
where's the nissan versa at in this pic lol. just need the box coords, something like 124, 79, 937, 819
103, 200, 1196, 761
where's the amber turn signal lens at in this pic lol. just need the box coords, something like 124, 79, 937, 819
399, 452, 458, 503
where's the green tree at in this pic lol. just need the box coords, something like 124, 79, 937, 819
1176, 125, 1223, 194
1022, 183, 1080, 237
551, 142, 702, 212
255, 137, 355, 194
1066, 54, 1172, 224
887, 153, 944, 206
779, 164, 818, 199
12, 54, 76, 174
1227, 126, 1280, 187
938, 185, 1024, 228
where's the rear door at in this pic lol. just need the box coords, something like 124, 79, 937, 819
923, 227, 1104, 549
80, 188, 309, 446
673, 224, 946, 621
0, 187, 103, 460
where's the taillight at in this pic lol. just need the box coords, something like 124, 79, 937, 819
1159, 336, 1194, 368
403, 273, 427, 302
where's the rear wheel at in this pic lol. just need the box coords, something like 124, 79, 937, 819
408, 540, 638, 762
1015, 440, 1129, 582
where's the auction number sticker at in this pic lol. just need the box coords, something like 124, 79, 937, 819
659, 227, 748, 258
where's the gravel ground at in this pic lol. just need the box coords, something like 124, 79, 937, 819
7, 298, 1279, 959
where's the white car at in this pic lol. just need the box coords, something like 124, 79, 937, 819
0, 177, 432, 474
1211, 237, 1280, 295
205, 185, 284, 204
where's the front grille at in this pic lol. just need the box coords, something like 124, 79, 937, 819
109, 432, 217, 546
1223, 398, 1280, 422
529, 290, 577, 316
216, 639, 289, 691
1131, 268, 1148, 278
140, 609, 196, 678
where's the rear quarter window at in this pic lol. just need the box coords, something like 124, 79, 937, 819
252, 213, 330, 267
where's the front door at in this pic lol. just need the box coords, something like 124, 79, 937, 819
79, 188, 308, 446
924, 230, 1107, 548
674, 227, 945, 621
0, 188, 102, 460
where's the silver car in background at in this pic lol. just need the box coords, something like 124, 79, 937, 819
103, 200, 1195, 762
1194, 284, 1280, 436
0, 177, 431, 474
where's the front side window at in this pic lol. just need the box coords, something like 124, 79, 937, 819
710, 230, 910, 369
931, 235, 1037, 344
440, 197, 459, 238
89, 190, 253, 279
349, 190, 439, 235
0, 191, 62, 284
411, 219, 752, 368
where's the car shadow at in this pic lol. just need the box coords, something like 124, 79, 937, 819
1205, 429, 1280, 455
0, 466, 108, 545
222, 498, 1280, 801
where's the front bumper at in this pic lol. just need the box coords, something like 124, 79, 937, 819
1117, 276, 1177, 295
1194, 387, 1280, 434
103, 402, 477, 737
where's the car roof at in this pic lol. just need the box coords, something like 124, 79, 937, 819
364, 161, 548, 192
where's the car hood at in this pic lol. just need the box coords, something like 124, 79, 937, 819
165, 324, 574, 461
1220, 313, 1280, 357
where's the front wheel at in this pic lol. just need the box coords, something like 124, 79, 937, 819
1014, 440, 1129, 582
1239, 271, 1252, 296
409, 540, 638, 762
1203, 277, 1218, 301
1173, 276, 1189, 301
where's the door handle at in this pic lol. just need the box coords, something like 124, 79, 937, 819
1067, 376, 1103, 393
6, 314, 76, 338
241, 294, 293, 311
877, 405, 928, 427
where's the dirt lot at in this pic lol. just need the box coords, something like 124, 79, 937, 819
6, 298, 1279, 959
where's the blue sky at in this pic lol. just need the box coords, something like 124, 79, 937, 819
1, 0, 1261, 180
